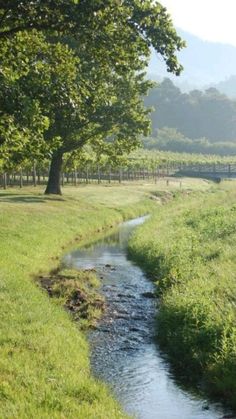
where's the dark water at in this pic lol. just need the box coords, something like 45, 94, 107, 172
63, 217, 231, 419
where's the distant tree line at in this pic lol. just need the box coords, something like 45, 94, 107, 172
145, 78, 236, 146
143, 127, 236, 156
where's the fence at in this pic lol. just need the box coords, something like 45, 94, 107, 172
177, 163, 236, 180
1, 162, 236, 189
0, 164, 176, 189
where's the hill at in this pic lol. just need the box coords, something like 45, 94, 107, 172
148, 30, 236, 94
214, 76, 236, 98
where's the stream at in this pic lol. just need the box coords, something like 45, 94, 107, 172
63, 216, 231, 419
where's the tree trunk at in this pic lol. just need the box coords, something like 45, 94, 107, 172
45, 151, 63, 195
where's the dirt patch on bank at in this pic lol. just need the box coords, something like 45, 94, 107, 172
38, 268, 105, 328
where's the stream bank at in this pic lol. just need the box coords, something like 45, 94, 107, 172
128, 185, 236, 413
63, 216, 229, 419
0, 185, 158, 418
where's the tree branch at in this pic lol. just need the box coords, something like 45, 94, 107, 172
0, 7, 11, 29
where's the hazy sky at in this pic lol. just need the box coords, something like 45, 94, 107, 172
161, 0, 236, 46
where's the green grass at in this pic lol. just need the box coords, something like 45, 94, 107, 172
0, 183, 158, 418
0, 179, 211, 417
128, 181, 236, 409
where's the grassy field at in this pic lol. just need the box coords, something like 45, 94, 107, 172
129, 180, 236, 409
0, 179, 210, 418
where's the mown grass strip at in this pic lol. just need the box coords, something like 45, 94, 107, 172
128, 181, 236, 409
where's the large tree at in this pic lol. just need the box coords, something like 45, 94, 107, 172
0, 31, 51, 171
0, 1, 185, 194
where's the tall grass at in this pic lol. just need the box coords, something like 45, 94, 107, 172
128, 181, 236, 409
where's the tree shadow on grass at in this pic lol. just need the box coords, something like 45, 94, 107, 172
0, 193, 65, 204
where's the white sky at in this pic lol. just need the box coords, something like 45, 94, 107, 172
160, 0, 236, 46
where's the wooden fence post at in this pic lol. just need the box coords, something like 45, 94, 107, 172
19, 168, 23, 188
119, 168, 122, 184
33, 162, 37, 187
97, 165, 101, 184
74, 170, 77, 186
109, 166, 112, 184
86, 166, 89, 184
3, 172, 7, 190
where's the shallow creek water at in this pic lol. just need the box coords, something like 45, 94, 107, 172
63, 216, 230, 419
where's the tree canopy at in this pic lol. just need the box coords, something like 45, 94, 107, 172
0, 1, 184, 194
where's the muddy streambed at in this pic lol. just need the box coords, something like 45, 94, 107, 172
63, 216, 230, 419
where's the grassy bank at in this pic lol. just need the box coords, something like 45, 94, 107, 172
0, 183, 160, 418
128, 181, 236, 409
0, 179, 211, 417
